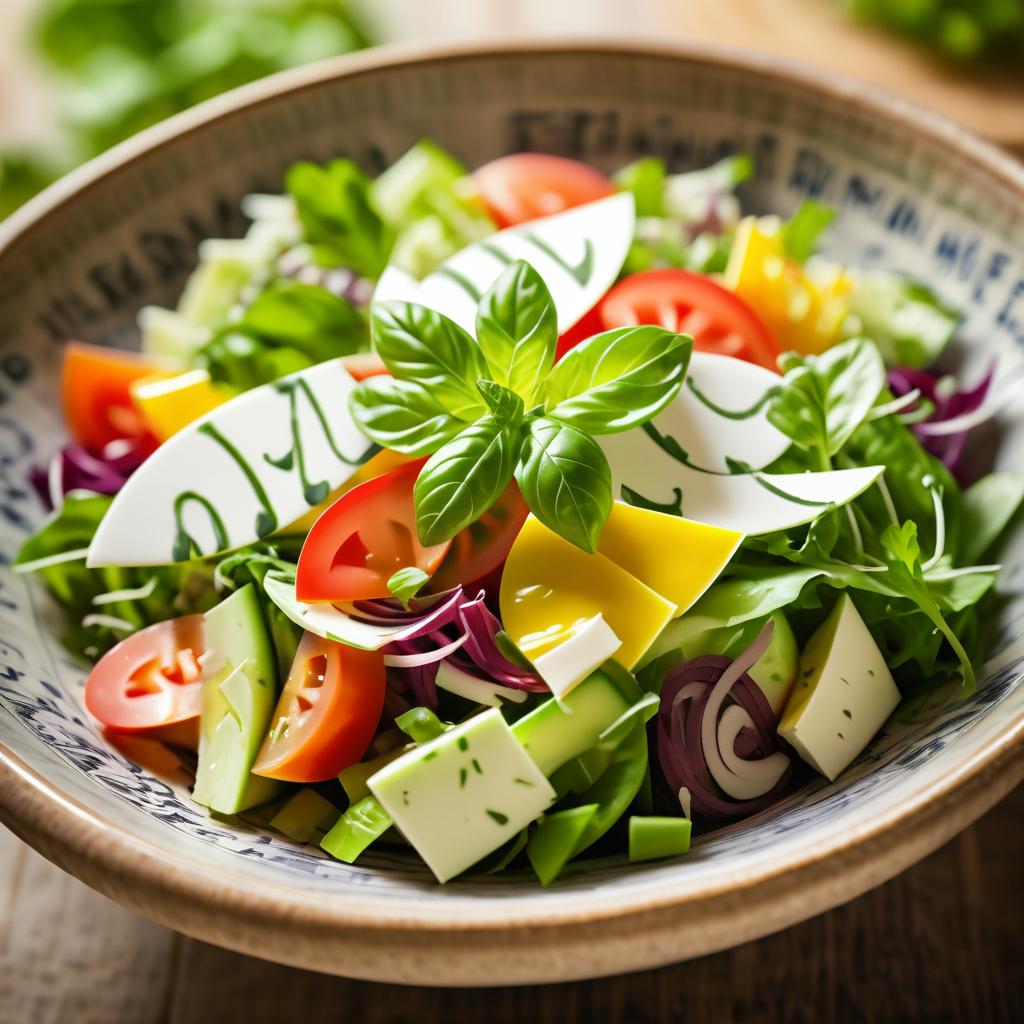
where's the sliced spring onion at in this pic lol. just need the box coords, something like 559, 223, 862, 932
628, 816, 692, 862
12, 547, 91, 574
91, 577, 158, 606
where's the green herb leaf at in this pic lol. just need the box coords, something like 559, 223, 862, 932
613, 158, 667, 217
515, 417, 612, 552
370, 300, 488, 421
387, 567, 430, 607
414, 418, 517, 544
285, 159, 395, 278
544, 326, 692, 435
780, 199, 835, 264
957, 471, 1024, 565
476, 380, 525, 427
475, 259, 557, 402
348, 376, 462, 455
767, 338, 886, 463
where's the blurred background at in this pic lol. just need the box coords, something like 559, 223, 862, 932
1, 0, 1023, 219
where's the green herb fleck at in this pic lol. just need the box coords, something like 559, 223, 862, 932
486, 810, 509, 825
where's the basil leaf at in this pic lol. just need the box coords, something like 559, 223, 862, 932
348, 377, 462, 455
285, 159, 395, 278
414, 418, 517, 544
371, 300, 488, 420
544, 326, 691, 435
767, 338, 886, 462
477, 380, 524, 427
515, 417, 612, 553
957, 471, 1024, 565
476, 259, 557, 402
780, 199, 835, 264
387, 567, 430, 607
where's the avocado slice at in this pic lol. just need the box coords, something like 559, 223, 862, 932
192, 585, 284, 814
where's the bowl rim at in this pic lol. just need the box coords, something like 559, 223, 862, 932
1, 37, 1022, 962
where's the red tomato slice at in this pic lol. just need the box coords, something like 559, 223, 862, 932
342, 351, 391, 381
429, 482, 529, 592
251, 632, 385, 782
62, 342, 164, 454
296, 460, 451, 602
84, 616, 206, 733
598, 269, 782, 370
471, 153, 615, 228
555, 303, 604, 362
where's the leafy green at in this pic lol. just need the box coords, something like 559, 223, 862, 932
515, 418, 613, 554
613, 158, 667, 217
780, 199, 835, 263
285, 158, 395, 278
957, 472, 1024, 564
387, 567, 430, 607
475, 261, 557, 404
347, 377, 462, 456
847, 272, 959, 369
767, 338, 886, 466
370, 301, 487, 421
546, 326, 691, 434
394, 707, 446, 745
414, 418, 517, 545
15, 491, 219, 660
349, 259, 687, 550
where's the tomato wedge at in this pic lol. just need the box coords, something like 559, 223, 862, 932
471, 153, 615, 228
555, 303, 604, 362
252, 632, 385, 782
84, 615, 206, 733
342, 351, 391, 381
296, 460, 451, 602
598, 269, 782, 370
62, 342, 165, 453
429, 482, 529, 592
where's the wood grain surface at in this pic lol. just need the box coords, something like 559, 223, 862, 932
2, 784, 1020, 1023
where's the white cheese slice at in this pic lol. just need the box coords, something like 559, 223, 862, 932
372, 193, 635, 335
531, 614, 622, 700
88, 360, 373, 566
368, 708, 556, 883
601, 417, 883, 535
778, 593, 900, 781
662, 352, 788, 473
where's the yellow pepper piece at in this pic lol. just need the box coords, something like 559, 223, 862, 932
499, 516, 676, 669
724, 215, 852, 355
131, 369, 231, 442
596, 502, 742, 615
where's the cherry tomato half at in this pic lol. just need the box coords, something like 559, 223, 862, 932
342, 351, 391, 381
296, 459, 451, 602
429, 482, 529, 592
61, 342, 165, 454
598, 269, 781, 370
84, 615, 206, 733
251, 632, 385, 782
555, 303, 604, 363
471, 153, 615, 228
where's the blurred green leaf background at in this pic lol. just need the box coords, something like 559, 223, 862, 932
0, 0, 370, 218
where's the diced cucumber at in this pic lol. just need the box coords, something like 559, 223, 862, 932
269, 788, 338, 842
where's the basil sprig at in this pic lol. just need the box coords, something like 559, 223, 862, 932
349, 259, 692, 552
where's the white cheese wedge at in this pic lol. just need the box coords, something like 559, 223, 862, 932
368, 708, 556, 883
532, 614, 622, 700
373, 193, 635, 335
778, 593, 900, 781
88, 360, 373, 566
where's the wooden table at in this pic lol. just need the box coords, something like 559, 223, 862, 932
2, 785, 1020, 1022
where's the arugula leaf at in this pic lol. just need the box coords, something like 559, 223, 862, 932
476, 380, 525, 427
515, 417, 612, 553
545, 327, 692, 434
767, 338, 886, 464
957, 471, 1024, 565
347, 376, 462, 455
780, 199, 835, 263
370, 300, 488, 421
691, 566, 826, 626
475, 260, 557, 403
285, 158, 395, 278
847, 272, 959, 369
387, 567, 430, 607
414, 417, 517, 545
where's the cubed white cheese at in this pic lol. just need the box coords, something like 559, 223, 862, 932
532, 614, 622, 700
778, 593, 900, 781
368, 708, 556, 883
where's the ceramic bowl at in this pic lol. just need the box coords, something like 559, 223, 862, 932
0, 42, 1021, 986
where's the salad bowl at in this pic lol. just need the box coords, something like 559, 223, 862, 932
0, 41, 1022, 985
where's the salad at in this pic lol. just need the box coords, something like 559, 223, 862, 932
15, 143, 1022, 885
